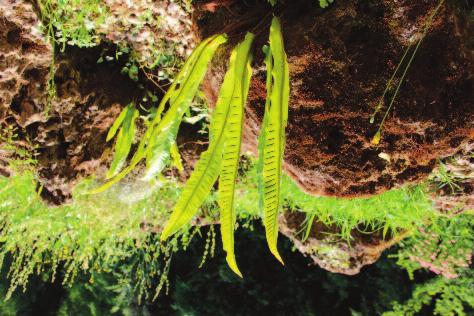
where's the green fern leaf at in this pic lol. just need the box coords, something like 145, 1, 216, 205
260, 17, 290, 264
218, 33, 254, 277
160, 34, 255, 256
170, 142, 184, 171
106, 104, 138, 179
257, 45, 273, 216
90, 34, 227, 193
143, 34, 228, 180
106, 104, 130, 142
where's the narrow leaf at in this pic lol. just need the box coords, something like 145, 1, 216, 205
218, 33, 254, 277
257, 45, 273, 215
106, 105, 138, 179
260, 17, 290, 264
160, 34, 255, 251
106, 104, 131, 142
90, 35, 227, 193
170, 142, 184, 171
143, 34, 228, 180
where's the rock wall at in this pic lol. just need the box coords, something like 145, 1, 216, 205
196, 0, 474, 198
279, 211, 405, 275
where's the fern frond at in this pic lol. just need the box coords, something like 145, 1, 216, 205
106, 104, 138, 179
106, 104, 130, 142
170, 142, 184, 171
218, 33, 254, 277
257, 45, 273, 215
143, 34, 228, 179
160, 34, 256, 273
142, 117, 181, 181
260, 17, 290, 264
90, 34, 227, 193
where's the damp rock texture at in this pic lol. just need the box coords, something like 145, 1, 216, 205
0, 0, 52, 125
0, 1, 141, 203
430, 144, 474, 214
279, 211, 405, 275
34, 46, 143, 203
99, 0, 195, 71
196, 0, 474, 198
0, 0, 199, 203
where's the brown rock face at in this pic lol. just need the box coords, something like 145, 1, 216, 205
0, 0, 52, 124
280, 211, 405, 275
34, 46, 143, 203
195, 0, 474, 197
430, 144, 474, 214
0, 1, 144, 203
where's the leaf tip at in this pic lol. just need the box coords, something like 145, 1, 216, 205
271, 248, 285, 265
160, 231, 170, 242
225, 251, 243, 278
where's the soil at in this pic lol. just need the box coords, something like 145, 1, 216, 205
195, 0, 474, 198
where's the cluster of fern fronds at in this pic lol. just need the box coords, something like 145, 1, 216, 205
100, 17, 289, 276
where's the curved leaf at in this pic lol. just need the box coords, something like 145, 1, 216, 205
160, 34, 256, 263
218, 33, 254, 277
260, 17, 289, 264
90, 34, 227, 193
106, 103, 131, 142
143, 34, 228, 180
106, 104, 138, 179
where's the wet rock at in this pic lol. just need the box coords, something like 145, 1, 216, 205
98, 0, 195, 72
0, 0, 144, 203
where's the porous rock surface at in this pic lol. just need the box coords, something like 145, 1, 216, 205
279, 211, 405, 275
0, 0, 52, 125
430, 144, 474, 214
99, 0, 195, 70
196, 0, 474, 198
0, 0, 139, 203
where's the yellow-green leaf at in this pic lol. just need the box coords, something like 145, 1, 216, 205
218, 33, 254, 277
90, 34, 227, 193
106, 104, 131, 142
260, 17, 289, 264
106, 104, 138, 179
160, 35, 256, 278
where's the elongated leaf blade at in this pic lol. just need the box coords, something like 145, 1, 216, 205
106, 104, 131, 142
261, 17, 290, 264
161, 35, 248, 243
143, 34, 228, 180
170, 142, 184, 171
258, 45, 273, 215
142, 116, 181, 181
218, 33, 254, 277
90, 35, 227, 193
106, 105, 138, 179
